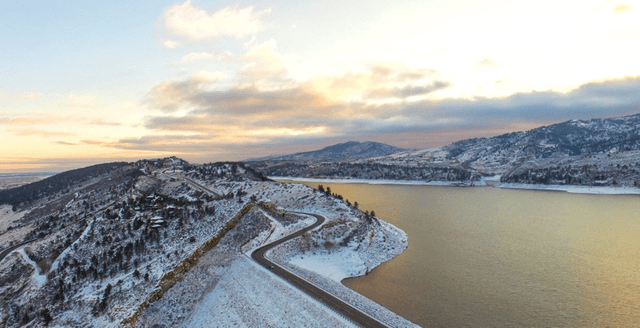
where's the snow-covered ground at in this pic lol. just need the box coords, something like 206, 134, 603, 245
242, 209, 315, 254
273, 217, 408, 283
263, 202, 416, 327
1, 160, 417, 327
15, 248, 47, 288
495, 182, 640, 195
272, 176, 464, 186
0, 205, 30, 248
173, 177, 417, 327
274, 176, 640, 195
185, 255, 358, 328
289, 248, 367, 282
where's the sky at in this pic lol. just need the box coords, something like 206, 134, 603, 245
2, 0, 640, 172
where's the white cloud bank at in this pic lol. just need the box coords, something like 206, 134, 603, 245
161, 1, 270, 41
180, 51, 215, 63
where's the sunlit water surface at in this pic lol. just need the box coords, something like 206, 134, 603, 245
281, 180, 640, 327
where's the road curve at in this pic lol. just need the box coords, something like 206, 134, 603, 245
0, 238, 38, 262
251, 211, 387, 328
182, 177, 222, 199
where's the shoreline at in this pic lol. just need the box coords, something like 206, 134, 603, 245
494, 182, 640, 195
271, 176, 465, 187
271, 177, 640, 196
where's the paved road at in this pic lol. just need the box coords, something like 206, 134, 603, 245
0, 238, 37, 262
0, 199, 113, 264
251, 211, 387, 328
182, 177, 222, 199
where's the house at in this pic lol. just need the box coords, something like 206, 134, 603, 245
150, 216, 166, 228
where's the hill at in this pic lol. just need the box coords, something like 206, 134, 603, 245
248, 141, 404, 163
252, 113, 640, 189
0, 158, 412, 327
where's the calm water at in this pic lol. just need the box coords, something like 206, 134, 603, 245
285, 181, 640, 327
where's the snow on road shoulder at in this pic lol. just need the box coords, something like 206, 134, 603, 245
242, 209, 316, 254
285, 212, 409, 284
267, 216, 416, 328
273, 215, 408, 283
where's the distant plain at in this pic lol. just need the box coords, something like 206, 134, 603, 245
0, 174, 50, 191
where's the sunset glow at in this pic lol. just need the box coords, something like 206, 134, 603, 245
2, 0, 640, 172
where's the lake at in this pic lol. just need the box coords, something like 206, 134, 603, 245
284, 181, 640, 327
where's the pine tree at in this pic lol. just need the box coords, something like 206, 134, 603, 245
40, 309, 52, 326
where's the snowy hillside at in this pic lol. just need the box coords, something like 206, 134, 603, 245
0, 158, 413, 327
253, 113, 640, 189
248, 141, 404, 163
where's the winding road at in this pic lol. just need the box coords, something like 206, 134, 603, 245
172, 173, 388, 327
251, 212, 388, 328
0, 238, 37, 262
183, 177, 222, 198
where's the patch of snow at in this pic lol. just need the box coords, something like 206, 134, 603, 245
16, 248, 47, 287
482, 174, 503, 181
50, 218, 95, 272
271, 176, 465, 186
178, 193, 197, 201
184, 256, 357, 328
495, 183, 640, 195
243, 209, 315, 254
289, 248, 366, 282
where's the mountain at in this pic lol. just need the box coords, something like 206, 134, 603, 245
0, 157, 411, 327
248, 141, 404, 163
253, 113, 640, 188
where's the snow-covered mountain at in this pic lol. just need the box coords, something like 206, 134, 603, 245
0, 158, 413, 327
370, 113, 640, 171
248, 141, 404, 163
253, 113, 640, 188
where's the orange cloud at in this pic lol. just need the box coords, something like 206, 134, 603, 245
613, 3, 632, 13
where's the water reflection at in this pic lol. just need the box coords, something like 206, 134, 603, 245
280, 180, 640, 327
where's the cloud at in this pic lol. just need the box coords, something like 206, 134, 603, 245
142, 62, 450, 138
0, 113, 121, 127
55, 141, 79, 146
19, 92, 41, 100
10, 128, 76, 137
139, 39, 640, 157
238, 40, 287, 79
139, 75, 640, 151
146, 72, 227, 112
395, 75, 640, 130
163, 40, 180, 49
367, 81, 451, 99
180, 51, 214, 63
613, 3, 632, 13
475, 57, 500, 68
145, 79, 201, 112
88, 119, 122, 126
0, 114, 67, 126
215, 40, 289, 81
161, 1, 270, 41
63, 93, 96, 108
192, 70, 227, 83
